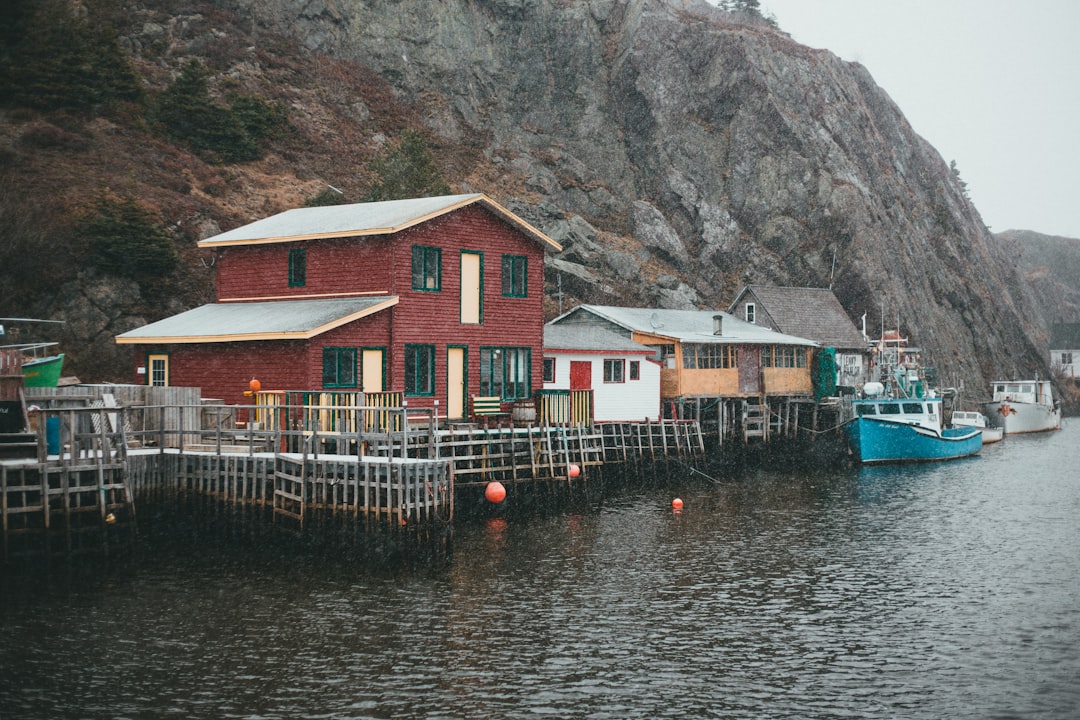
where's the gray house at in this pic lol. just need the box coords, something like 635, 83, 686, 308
727, 285, 869, 391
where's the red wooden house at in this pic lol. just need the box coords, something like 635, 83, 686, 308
115, 194, 562, 419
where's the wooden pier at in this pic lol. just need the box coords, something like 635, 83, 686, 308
3, 390, 706, 564
0, 405, 136, 564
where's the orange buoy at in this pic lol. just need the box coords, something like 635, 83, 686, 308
672, 498, 684, 510
249, 377, 262, 393
485, 481, 507, 504
569, 464, 581, 478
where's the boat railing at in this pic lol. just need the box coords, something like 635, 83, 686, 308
0, 342, 60, 359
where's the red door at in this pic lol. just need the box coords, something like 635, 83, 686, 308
570, 361, 592, 390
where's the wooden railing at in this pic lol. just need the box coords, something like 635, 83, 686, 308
536, 389, 593, 426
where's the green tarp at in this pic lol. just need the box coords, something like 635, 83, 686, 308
814, 347, 837, 400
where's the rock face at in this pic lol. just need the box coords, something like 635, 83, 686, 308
223, 0, 1050, 392
995, 230, 1080, 326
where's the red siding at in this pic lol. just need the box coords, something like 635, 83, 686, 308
217, 236, 396, 299
385, 207, 546, 410
137, 341, 309, 407
172, 203, 550, 410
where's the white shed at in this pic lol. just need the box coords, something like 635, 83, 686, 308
543, 324, 661, 422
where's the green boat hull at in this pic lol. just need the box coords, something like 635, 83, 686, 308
22, 353, 64, 387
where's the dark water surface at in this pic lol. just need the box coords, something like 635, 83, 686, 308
2, 422, 1079, 719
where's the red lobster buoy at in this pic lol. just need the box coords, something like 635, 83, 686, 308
485, 481, 507, 504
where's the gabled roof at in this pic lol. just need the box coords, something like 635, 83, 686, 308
115, 296, 397, 345
1050, 322, 1080, 349
544, 324, 654, 354
197, 193, 562, 251
728, 285, 866, 349
550, 305, 817, 347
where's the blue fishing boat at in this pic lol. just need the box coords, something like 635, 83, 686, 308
844, 330, 982, 464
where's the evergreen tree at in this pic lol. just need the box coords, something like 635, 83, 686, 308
152, 60, 283, 162
0, 0, 142, 112
363, 130, 451, 201
949, 160, 970, 198
79, 197, 178, 281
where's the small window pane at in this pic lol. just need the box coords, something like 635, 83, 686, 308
405, 344, 435, 396
412, 246, 441, 291
289, 248, 306, 287
501, 255, 527, 297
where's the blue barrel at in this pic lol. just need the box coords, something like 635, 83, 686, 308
46, 417, 60, 455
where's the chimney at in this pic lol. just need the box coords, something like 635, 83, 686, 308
713, 314, 723, 336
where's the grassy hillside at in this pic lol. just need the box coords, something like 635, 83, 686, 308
0, 0, 476, 380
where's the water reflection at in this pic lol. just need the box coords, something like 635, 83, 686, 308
2, 424, 1078, 719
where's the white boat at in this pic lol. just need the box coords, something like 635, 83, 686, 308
950, 410, 1004, 444
983, 380, 1061, 435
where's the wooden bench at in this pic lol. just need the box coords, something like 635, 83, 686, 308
471, 395, 509, 426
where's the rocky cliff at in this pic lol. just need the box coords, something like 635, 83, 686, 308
210, 0, 1050, 394
0, 0, 1061, 397
995, 230, 1080, 326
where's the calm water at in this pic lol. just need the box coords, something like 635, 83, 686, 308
2, 422, 1079, 719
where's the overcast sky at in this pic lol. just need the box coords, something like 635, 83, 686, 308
758, 0, 1080, 239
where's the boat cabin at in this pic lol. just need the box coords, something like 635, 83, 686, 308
990, 380, 1054, 407
853, 396, 943, 431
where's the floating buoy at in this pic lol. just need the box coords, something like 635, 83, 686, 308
569, 464, 581, 478
672, 498, 684, 510
105, 512, 117, 525
249, 377, 261, 393
485, 481, 506, 504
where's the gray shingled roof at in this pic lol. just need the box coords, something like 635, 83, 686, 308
544, 324, 653, 353
197, 193, 561, 251
115, 297, 397, 344
729, 285, 866, 349
551, 305, 817, 346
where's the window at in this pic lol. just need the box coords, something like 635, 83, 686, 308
289, 248, 306, 287
148, 354, 169, 386
411, 246, 441, 291
629, 360, 640, 380
682, 344, 735, 369
501, 254, 527, 297
880, 403, 901, 415
902, 402, 924, 414
603, 359, 625, 383
404, 344, 436, 396
652, 344, 677, 369
745, 303, 755, 323
322, 347, 357, 388
543, 357, 556, 384
857, 404, 877, 416
480, 346, 531, 400
762, 345, 806, 368
1062, 352, 1073, 365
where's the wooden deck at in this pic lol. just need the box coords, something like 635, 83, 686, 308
2, 397, 706, 564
